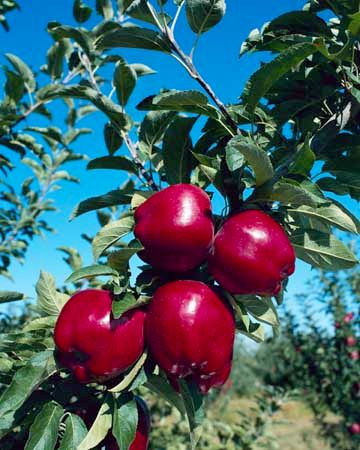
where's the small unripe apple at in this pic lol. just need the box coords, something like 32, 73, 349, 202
208, 210, 295, 295
346, 336, 357, 347
134, 184, 214, 272
104, 397, 150, 450
145, 280, 235, 393
54, 289, 146, 383
349, 423, 360, 435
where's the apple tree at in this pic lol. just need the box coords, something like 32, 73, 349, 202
0, 0, 359, 449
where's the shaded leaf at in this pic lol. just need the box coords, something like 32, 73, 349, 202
113, 395, 138, 449
92, 216, 134, 260
65, 265, 118, 284
113, 58, 137, 107
243, 42, 317, 111
95, 25, 172, 52
25, 402, 64, 450
137, 90, 220, 119
70, 189, 132, 220
58, 414, 88, 450
163, 116, 197, 185
226, 136, 274, 185
186, 0, 226, 34
35, 271, 69, 316
0, 290, 25, 304
77, 395, 112, 450
87, 156, 137, 174
290, 229, 358, 270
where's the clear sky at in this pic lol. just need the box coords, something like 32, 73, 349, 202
1, 0, 359, 315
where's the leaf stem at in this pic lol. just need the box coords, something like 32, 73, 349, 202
171, 0, 185, 33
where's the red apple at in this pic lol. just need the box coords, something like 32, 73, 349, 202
349, 423, 360, 435
134, 184, 214, 272
54, 289, 146, 383
145, 280, 235, 393
346, 336, 357, 347
344, 312, 355, 324
208, 210, 295, 295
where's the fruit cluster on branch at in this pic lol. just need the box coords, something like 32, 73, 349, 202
54, 183, 296, 448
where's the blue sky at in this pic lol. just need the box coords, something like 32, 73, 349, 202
1, 0, 359, 314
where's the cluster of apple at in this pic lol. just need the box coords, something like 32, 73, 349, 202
53, 184, 296, 449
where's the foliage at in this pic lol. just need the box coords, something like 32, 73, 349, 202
148, 386, 287, 450
0, 0, 360, 448
258, 266, 360, 449
0, 0, 19, 31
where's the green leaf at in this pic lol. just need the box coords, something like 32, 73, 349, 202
348, 11, 360, 37
46, 39, 71, 80
5, 53, 36, 92
289, 142, 315, 176
139, 111, 177, 148
267, 179, 326, 207
58, 414, 88, 450
37, 84, 128, 131
146, 374, 185, 415
65, 265, 118, 284
113, 396, 138, 450
118, 0, 140, 14
0, 290, 25, 303
104, 122, 123, 155
108, 244, 142, 272
113, 58, 137, 107
137, 90, 220, 119
109, 352, 148, 393
328, 171, 360, 200
35, 271, 69, 316
70, 189, 132, 220
226, 136, 274, 185
131, 190, 154, 208
87, 156, 137, 174
266, 10, 332, 38
95, 25, 172, 52
73, 0, 92, 23
48, 23, 93, 57
23, 316, 57, 332
290, 229, 358, 270
186, 0, 226, 34
243, 42, 317, 111
288, 203, 360, 235
112, 292, 137, 318
77, 395, 112, 450
225, 145, 245, 172
127, 0, 170, 26
231, 300, 265, 343
92, 216, 134, 261
0, 351, 56, 430
131, 63, 156, 77
96, 0, 114, 19
25, 402, 64, 450
4, 70, 24, 103
236, 296, 279, 328
163, 116, 197, 185
178, 381, 204, 447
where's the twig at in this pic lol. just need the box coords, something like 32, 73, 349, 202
164, 26, 238, 135
11, 101, 44, 129
120, 131, 159, 191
